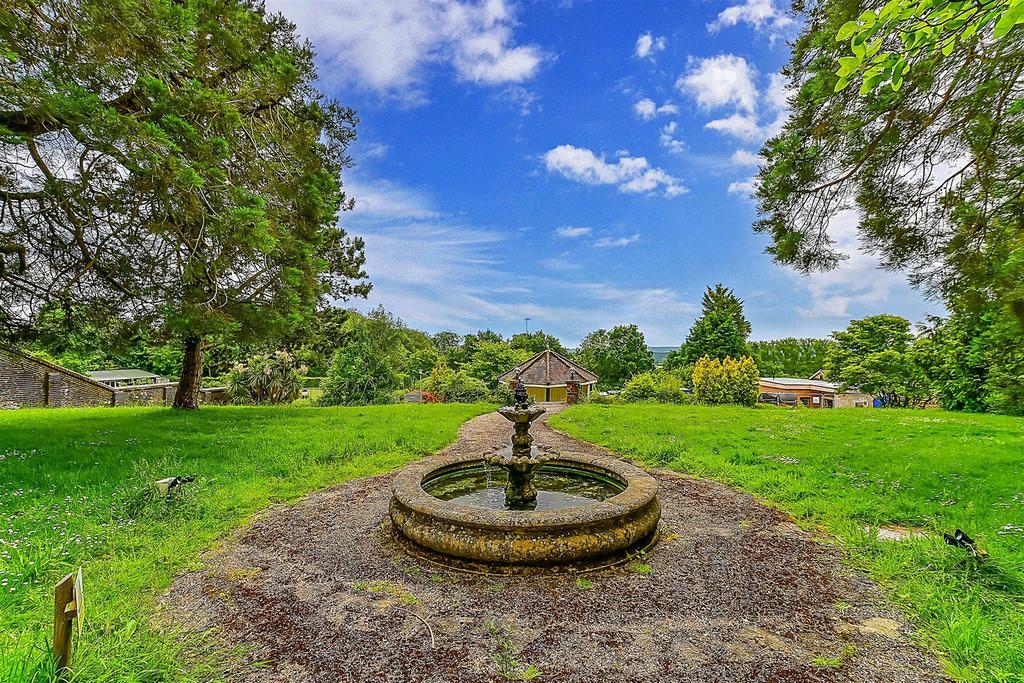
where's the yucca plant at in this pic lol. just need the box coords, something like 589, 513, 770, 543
225, 351, 305, 404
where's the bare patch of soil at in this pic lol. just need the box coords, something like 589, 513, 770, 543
161, 406, 948, 682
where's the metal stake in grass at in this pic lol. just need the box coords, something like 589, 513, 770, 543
53, 568, 84, 679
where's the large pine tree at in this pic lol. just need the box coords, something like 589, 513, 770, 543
673, 284, 751, 365
1, 0, 369, 407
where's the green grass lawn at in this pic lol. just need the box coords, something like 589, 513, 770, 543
551, 404, 1024, 683
0, 403, 489, 682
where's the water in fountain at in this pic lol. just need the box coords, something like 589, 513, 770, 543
424, 464, 624, 510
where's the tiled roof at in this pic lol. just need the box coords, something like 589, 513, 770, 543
497, 349, 599, 386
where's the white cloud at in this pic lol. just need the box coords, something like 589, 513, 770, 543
346, 177, 440, 220
727, 176, 757, 197
634, 98, 679, 120
542, 144, 687, 197
705, 112, 764, 141
540, 256, 582, 271
634, 32, 666, 59
659, 121, 685, 154
359, 142, 390, 160
561, 282, 699, 343
731, 149, 762, 166
554, 225, 592, 238
362, 223, 502, 287
634, 97, 657, 120
696, 71, 790, 144
765, 72, 790, 111
496, 85, 541, 115
707, 0, 795, 38
677, 55, 759, 113
454, 28, 545, 85
264, 0, 547, 102
593, 234, 640, 248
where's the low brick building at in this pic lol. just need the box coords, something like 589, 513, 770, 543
758, 376, 873, 409
0, 347, 185, 409
2, 347, 117, 408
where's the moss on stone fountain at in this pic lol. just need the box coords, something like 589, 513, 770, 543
390, 380, 661, 572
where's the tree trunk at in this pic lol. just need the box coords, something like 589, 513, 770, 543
173, 335, 204, 410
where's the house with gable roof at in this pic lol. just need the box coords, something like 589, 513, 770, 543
497, 349, 598, 403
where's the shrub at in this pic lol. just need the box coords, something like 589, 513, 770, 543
691, 355, 759, 406
320, 344, 401, 406
489, 383, 516, 406
302, 376, 325, 389
424, 361, 489, 403
578, 391, 617, 405
620, 371, 691, 404
668, 363, 694, 389
225, 351, 305, 404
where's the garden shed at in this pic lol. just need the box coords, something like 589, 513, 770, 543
497, 349, 598, 403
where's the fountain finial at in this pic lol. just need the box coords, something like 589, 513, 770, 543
513, 374, 529, 408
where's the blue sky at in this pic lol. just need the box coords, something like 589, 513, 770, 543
267, 0, 939, 346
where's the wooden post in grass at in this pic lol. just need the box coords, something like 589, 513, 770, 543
53, 568, 83, 679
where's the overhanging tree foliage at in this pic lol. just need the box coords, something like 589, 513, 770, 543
0, 0, 368, 408
834, 0, 1024, 94
756, 0, 1024, 413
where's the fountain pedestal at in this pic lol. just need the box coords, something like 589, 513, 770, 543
490, 381, 549, 508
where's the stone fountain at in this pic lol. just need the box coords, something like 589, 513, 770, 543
487, 379, 552, 508
390, 382, 661, 571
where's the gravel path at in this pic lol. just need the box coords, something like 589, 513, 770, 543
162, 406, 948, 683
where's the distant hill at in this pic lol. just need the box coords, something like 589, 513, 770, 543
649, 346, 679, 364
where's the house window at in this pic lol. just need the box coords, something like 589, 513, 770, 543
800, 397, 811, 407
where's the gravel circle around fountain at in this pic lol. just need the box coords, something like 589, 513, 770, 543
161, 407, 949, 683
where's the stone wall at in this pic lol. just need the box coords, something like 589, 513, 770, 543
836, 391, 873, 408
0, 348, 115, 409
113, 383, 178, 406
200, 387, 228, 404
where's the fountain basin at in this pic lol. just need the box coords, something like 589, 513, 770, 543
390, 451, 660, 571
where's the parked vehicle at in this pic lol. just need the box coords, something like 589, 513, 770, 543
758, 392, 798, 406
